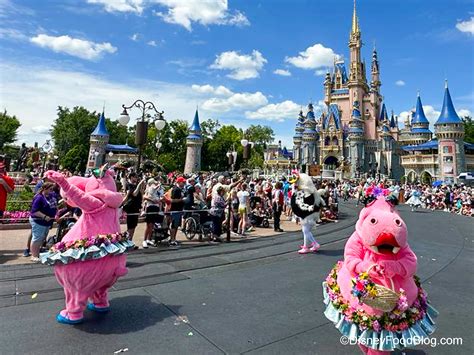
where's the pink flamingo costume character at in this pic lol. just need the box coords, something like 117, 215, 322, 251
323, 191, 437, 354
42, 169, 132, 325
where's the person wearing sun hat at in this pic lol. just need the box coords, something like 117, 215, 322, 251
0, 161, 15, 220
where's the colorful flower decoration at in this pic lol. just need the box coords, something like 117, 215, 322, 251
325, 262, 428, 332
50, 232, 130, 253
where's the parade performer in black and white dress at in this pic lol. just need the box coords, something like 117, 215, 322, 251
289, 171, 325, 254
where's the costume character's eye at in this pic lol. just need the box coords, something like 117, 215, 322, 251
370, 218, 377, 225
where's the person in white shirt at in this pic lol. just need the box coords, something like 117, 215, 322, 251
237, 183, 250, 235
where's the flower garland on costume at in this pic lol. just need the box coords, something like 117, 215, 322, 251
363, 185, 399, 206
50, 232, 130, 253
325, 261, 428, 332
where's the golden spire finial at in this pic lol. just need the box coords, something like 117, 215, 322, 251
352, 0, 359, 34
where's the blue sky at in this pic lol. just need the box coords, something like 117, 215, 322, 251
0, 0, 473, 148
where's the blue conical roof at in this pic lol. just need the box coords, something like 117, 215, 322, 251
91, 111, 109, 136
435, 84, 461, 125
389, 112, 396, 128
412, 94, 429, 125
379, 103, 388, 121
190, 109, 202, 132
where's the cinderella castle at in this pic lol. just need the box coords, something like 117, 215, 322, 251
291, 1, 473, 183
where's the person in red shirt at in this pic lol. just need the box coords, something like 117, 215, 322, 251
0, 161, 15, 219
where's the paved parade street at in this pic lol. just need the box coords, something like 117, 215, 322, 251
0, 201, 472, 354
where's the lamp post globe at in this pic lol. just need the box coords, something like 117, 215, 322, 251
154, 116, 166, 131
108, 151, 114, 157
118, 109, 130, 126
240, 139, 248, 147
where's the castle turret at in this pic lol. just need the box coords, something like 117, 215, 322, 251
184, 109, 203, 174
324, 70, 332, 105
434, 82, 465, 182
293, 109, 305, 163
409, 92, 432, 145
87, 110, 109, 171
370, 46, 381, 93
348, 100, 365, 176
301, 103, 319, 172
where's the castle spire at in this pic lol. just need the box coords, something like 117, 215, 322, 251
351, 0, 359, 34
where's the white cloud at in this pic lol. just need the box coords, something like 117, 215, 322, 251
285, 43, 340, 70
210, 50, 267, 80
458, 109, 471, 117
147, 40, 157, 46
273, 69, 291, 77
153, 0, 249, 31
202, 92, 267, 112
30, 34, 117, 60
191, 84, 233, 97
130, 33, 139, 41
245, 100, 300, 122
30, 126, 51, 134
395, 80, 406, 86
314, 69, 326, 76
87, 0, 145, 14
0, 61, 203, 145
0, 28, 28, 41
456, 17, 474, 35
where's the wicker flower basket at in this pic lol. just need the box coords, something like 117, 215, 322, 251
360, 265, 399, 312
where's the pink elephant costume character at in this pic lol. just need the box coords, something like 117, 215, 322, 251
41, 168, 134, 325
322, 190, 438, 354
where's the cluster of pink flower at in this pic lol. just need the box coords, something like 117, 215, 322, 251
51, 232, 129, 253
325, 262, 428, 332
2, 210, 31, 223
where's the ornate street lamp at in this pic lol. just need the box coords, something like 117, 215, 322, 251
118, 100, 165, 170
241, 139, 254, 161
226, 145, 237, 172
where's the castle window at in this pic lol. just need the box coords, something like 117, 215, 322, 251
325, 136, 330, 146
443, 156, 453, 163
443, 146, 453, 154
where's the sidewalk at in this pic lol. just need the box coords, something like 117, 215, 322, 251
0, 219, 301, 265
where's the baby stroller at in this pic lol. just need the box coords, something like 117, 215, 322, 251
249, 210, 270, 228
152, 213, 170, 245
45, 217, 76, 248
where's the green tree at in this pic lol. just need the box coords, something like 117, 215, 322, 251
61, 145, 89, 172
245, 124, 274, 146
0, 110, 21, 150
204, 125, 244, 171
462, 116, 474, 144
51, 106, 133, 172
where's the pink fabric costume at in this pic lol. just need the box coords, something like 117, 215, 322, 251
45, 170, 128, 324
323, 196, 437, 354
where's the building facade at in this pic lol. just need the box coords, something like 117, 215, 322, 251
291, 2, 472, 182
184, 109, 203, 174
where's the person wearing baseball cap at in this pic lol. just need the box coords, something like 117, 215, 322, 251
0, 161, 15, 220
169, 176, 186, 246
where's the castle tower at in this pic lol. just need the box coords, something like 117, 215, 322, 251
292, 109, 305, 164
301, 103, 319, 172
389, 110, 400, 141
434, 82, 465, 182
348, 100, 365, 176
87, 111, 109, 171
324, 70, 332, 105
370, 46, 381, 94
409, 93, 432, 145
184, 109, 203, 174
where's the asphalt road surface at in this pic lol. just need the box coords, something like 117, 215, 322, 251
0, 201, 472, 354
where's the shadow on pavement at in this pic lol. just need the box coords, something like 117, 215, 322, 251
76, 295, 180, 335
317, 249, 345, 257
